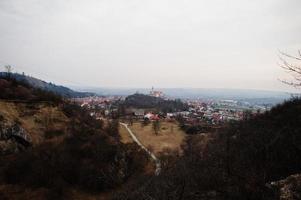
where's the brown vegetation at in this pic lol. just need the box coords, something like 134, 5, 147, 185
114, 98, 301, 200
129, 121, 186, 156
0, 78, 151, 199
0, 101, 69, 145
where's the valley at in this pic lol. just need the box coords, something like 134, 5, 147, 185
0, 71, 301, 199
1, 1, 301, 199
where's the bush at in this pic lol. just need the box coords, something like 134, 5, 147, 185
44, 129, 64, 139
3, 134, 119, 191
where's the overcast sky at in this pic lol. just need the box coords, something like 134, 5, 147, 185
0, 0, 300, 91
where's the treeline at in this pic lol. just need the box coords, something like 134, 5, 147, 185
0, 76, 62, 104
176, 115, 214, 134
114, 98, 301, 199
0, 72, 95, 98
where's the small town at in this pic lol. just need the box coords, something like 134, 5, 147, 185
73, 88, 269, 127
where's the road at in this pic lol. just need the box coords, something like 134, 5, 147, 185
120, 122, 161, 175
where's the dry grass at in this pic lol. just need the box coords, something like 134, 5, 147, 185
119, 124, 134, 144
0, 101, 19, 121
67, 189, 111, 200
129, 121, 186, 156
0, 101, 69, 145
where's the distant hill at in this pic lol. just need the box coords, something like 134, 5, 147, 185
122, 93, 188, 113
0, 72, 94, 98
124, 93, 164, 108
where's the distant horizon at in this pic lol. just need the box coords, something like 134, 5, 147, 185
70, 84, 294, 100
1, 70, 299, 94
70, 84, 296, 94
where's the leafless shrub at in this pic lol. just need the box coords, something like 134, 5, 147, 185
279, 50, 301, 88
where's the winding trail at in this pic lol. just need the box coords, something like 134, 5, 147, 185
120, 122, 161, 175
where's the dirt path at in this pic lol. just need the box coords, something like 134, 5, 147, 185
120, 123, 161, 175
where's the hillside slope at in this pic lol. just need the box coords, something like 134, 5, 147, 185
0, 77, 149, 199
0, 72, 94, 97
114, 98, 301, 200
0, 101, 69, 154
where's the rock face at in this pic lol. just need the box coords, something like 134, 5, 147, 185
269, 174, 301, 200
0, 122, 32, 155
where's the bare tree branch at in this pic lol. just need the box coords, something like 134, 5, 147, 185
279, 50, 301, 61
278, 50, 301, 88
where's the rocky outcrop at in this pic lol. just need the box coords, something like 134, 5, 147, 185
0, 122, 32, 155
269, 174, 301, 200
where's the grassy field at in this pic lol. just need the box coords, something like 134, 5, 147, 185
119, 123, 134, 144
127, 121, 186, 156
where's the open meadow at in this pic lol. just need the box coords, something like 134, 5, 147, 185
126, 121, 186, 156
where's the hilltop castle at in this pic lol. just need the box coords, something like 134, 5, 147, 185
149, 87, 164, 98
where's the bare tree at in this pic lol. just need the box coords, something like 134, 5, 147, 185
128, 115, 133, 126
279, 50, 301, 87
43, 107, 53, 132
152, 120, 160, 135
4, 65, 12, 73
4, 65, 13, 79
